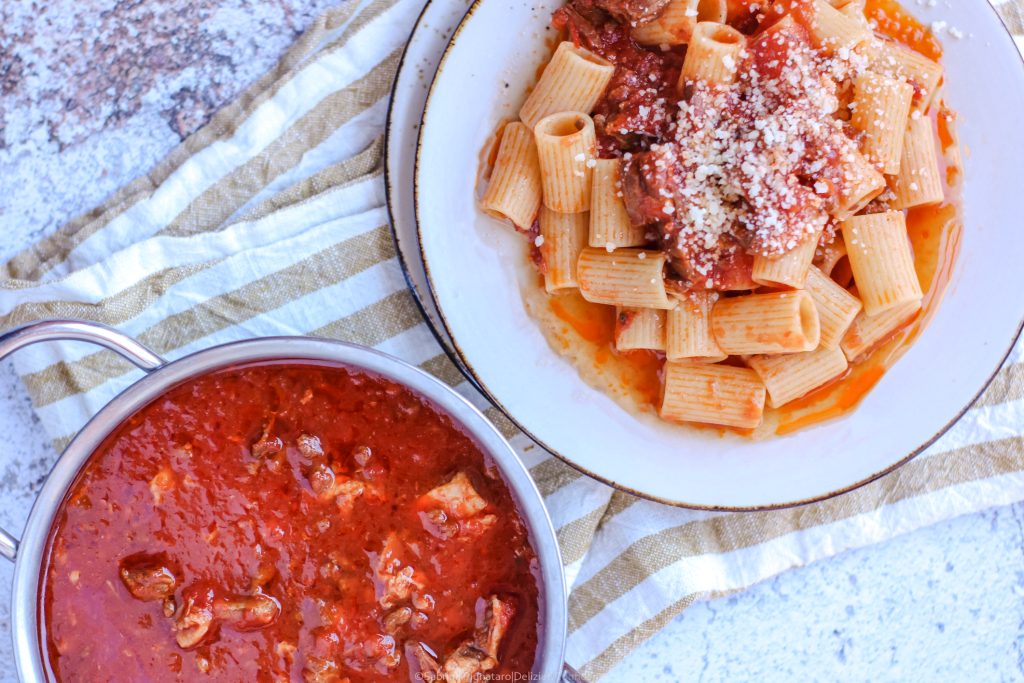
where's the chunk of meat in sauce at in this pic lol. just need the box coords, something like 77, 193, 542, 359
476, 596, 517, 660
558, 0, 669, 29
410, 595, 517, 682
620, 148, 676, 229
119, 553, 177, 602
622, 147, 761, 290
420, 472, 488, 518
213, 591, 281, 631
441, 642, 497, 683
303, 656, 350, 683
406, 642, 443, 682
382, 606, 414, 635
251, 431, 283, 458
553, 1, 680, 151
149, 466, 175, 505
173, 587, 217, 650
373, 533, 426, 609
418, 472, 498, 540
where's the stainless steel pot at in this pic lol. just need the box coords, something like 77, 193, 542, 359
0, 320, 581, 682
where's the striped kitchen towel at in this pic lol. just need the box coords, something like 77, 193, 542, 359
3, 0, 1024, 679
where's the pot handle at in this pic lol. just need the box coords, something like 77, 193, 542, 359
562, 664, 589, 682
0, 319, 166, 562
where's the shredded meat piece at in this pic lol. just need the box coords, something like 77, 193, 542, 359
173, 588, 216, 650
335, 479, 367, 513
251, 432, 283, 458
442, 642, 497, 683
303, 656, 344, 683
420, 472, 489, 519
406, 642, 443, 681
476, 596, 517, 660
297, 434, 324, 458
213, 591, 281, 631
418, 473, 497, 540
621, 148, 678, 229
559, 0, 669, 27
149, 467, 175, 505
373, 533, 425, 609
119, 554, 177, 602
618, 19, 877, 290
382, 607, 414, 635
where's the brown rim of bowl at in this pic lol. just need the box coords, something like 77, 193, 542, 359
400, 0, 1024, 512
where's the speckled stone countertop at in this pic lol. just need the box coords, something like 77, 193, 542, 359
3, 1, 1024, 681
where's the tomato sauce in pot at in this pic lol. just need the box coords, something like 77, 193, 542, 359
39, 362, 540, 682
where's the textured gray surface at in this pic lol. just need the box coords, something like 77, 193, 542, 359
610, 504, 1024, 682
2, 0, 1023, 681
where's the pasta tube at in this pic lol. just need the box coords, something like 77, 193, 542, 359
850, 71, 914, 175
871, 40, 944, 113
590, 159, 647, 249
666, 292, 726, 362
840, 299, 922, 361
804, 265, 863, 350
890, 115, 944, 209
481, 122, 543, 229
843, 211, 922, 316
576, 247, 675, 309
678, 22, 745, 88
660, 361, 766, 429
519, 42, 614, 129
832, 147, 886, 219
816, 233, 848, 276
539, 207, 589, 292
534, 112, 597, 214
805, 0, 872, 54
615, 307, 667, 351
752, 227, 822, 289
711, 291, 821, 355
747, 346, 849, 408
633, 0, 726, 45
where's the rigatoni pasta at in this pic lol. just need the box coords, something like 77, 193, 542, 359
590, 159, 647, 248
576, 247, 675, 309
660, 361, 766, 429
481, 0, 960, 434
539, 207, 589, 292
534, 112, 597, 213
804, 0, 872, 54
871, 39, 944, 113
666, 293, 726, 362
632, 0, 698, 46
832, 148, 886, 220
841, 299, 922, 361
816, 233, 848, 276
519, 42, 614, 129
891, 115, 944, 209
480, 122, 543, 230
678, 22, 744, 88
843, 211, 923, 315
711, 291, 821, 355
752, 228, 821, 289
850, 71, 914, 174
804, 265, 863, 349
615, 307, 667, 351
748, 346, 849, 408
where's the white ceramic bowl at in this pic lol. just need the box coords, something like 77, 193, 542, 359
414, 0, 1024, 509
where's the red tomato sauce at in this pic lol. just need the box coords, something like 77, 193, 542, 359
553, 7, 683, 155
40, 362, 540, 682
